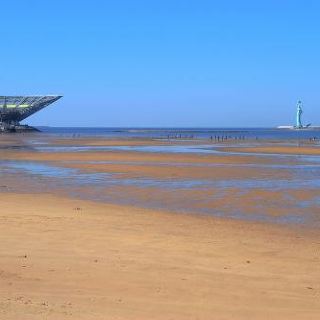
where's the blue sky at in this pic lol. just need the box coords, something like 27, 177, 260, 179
1, 0, 319, 127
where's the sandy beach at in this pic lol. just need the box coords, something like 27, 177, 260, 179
1, 193, 319, 320
1, 136, 320, 319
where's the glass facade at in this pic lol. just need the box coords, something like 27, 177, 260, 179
0, 96, 62, 124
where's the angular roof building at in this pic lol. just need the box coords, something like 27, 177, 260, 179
0, 95, 62, 131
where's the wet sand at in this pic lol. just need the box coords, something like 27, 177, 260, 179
1, 136, 320, 319
1, 142, 320, 225
222, 144, 320, 155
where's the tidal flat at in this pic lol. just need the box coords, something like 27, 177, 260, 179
0, 134, 319, 319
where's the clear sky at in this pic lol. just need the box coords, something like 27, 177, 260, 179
1, 0, 320, 127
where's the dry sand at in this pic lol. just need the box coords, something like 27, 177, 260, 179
0, 193, 319, 320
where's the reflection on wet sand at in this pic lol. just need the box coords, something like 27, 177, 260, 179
1, 136, 320, 226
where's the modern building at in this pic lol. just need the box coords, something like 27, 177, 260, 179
0, 95, 62, 132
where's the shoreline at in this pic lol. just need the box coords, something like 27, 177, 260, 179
0, 138, 320, 228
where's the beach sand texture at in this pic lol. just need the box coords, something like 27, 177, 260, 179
0, 136, 320, 319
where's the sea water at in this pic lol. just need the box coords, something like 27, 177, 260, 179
37, 127, 320, 140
